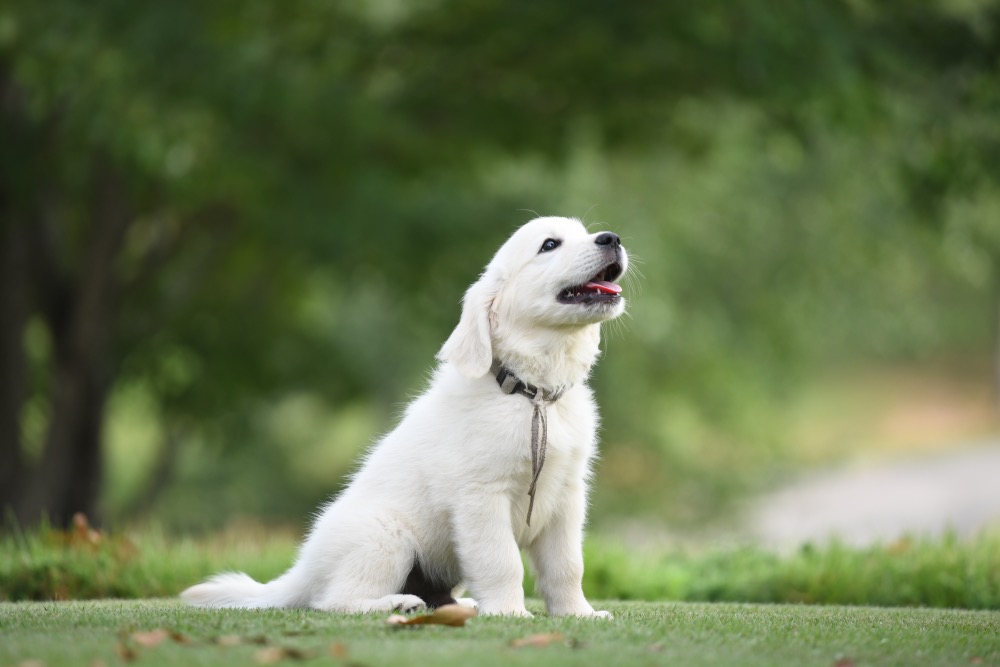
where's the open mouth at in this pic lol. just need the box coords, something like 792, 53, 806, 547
557, 262, 624, 305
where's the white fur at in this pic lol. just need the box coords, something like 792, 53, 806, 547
181, 216, 627, 618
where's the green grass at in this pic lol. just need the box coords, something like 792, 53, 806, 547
3, 522, 999, 609
0, 521, 297, 601
577, 534, 1000, 609
1, 599, 998, 667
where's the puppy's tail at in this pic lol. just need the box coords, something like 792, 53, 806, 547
180, 566, 309, 609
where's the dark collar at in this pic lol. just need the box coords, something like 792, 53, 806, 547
490, 360, 566, 403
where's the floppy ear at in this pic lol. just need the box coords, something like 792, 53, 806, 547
437, 270, 500, 378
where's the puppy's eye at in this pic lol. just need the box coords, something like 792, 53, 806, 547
538, 238, 561, 253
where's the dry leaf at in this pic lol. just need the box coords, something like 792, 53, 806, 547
115, 642, 137, 663
217, 634, 270, 647
168, 630, 192, 645
329, 642, 349, 659
385, 603, 477, 628
72, 512, 102, 546
255, 648, 287, 664
510, 632, 566, 648
832, 658, 856, 667
131, 629, 171, 648
969, 658, 984, 665
255, 646, 311, 664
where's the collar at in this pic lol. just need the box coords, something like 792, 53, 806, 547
490, 360, 567, 403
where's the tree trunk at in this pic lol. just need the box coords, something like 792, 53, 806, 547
0, 220, 29, 517
0, 64, 31, 520
14, 155, 130, 528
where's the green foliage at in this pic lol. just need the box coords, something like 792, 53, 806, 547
2, 600, 998, 667
0, 520, 294, 602
578, 533, 1000, 610
3, 523, 999, 610
2, 0, 999, 527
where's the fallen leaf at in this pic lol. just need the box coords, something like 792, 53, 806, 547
217, 634, 270, 646
832, 658, 856, 667
255, 646, 311, 663
71, 512, 102, 546
168, 630, 192, 645
131, 629, 171, 647
115, 642, 137, 663
970, 658, 984, 665
510, 632, 566, 648
329, 642, 349, 658
255, 648, 287, 664
384, 604, 477, 628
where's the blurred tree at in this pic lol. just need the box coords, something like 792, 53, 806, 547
0, 0, 389, 526
1, 0, 998, 528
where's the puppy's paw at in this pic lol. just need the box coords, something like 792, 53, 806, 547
454, 597, 478, 610
390, 594, 427, 613
551, 605, 614, 619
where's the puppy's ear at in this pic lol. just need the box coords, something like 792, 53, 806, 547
437, 271, 499, 378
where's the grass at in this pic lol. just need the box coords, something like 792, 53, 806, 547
578, 534, 1000, 609
1, 599, 998, 667
0, 518, 297, 602
3, 522, 998, 665
2, 519, 999, 609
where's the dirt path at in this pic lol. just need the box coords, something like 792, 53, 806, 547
746, 439, 1000, 548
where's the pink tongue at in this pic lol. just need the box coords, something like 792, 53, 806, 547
585, 280, 622, 295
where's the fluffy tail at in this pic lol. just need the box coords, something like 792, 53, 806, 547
180, 567, 308, 609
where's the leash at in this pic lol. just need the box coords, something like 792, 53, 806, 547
490, 360, 567, 525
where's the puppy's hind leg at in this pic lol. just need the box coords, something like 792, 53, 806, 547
308, 515, 426, 614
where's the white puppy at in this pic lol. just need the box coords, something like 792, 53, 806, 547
181, 216, 628, 617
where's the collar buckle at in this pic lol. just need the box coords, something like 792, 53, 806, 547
490, 360, 563, 403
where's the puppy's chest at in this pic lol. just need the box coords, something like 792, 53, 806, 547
503, 398, 595, 478
504, 400, 595, 539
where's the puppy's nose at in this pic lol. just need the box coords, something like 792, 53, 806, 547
595, 232, 621, 248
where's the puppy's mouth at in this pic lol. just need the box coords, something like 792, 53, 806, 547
557, 262, 624, 305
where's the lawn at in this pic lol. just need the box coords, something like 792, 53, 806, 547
1, 599, 997, 667
3, 522, 998, 665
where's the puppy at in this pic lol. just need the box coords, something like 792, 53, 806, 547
181, 216, 628, 617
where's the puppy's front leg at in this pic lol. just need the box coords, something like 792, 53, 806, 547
452, 495, 531, 617
527, 485, 611, 619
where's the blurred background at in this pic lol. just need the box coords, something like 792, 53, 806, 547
2, 0, 998, 547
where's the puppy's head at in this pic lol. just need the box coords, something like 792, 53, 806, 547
438, 217, 628, 378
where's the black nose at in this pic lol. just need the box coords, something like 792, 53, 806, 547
595, 232, 621, 248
